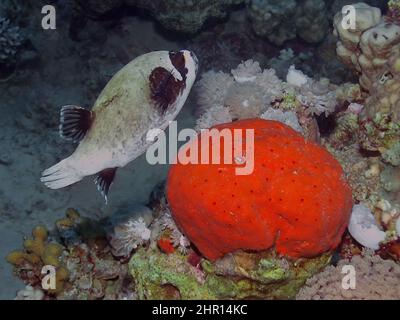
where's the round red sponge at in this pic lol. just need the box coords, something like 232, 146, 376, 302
167, 119, 353, 260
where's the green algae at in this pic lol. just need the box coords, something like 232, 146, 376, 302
129, 248, 331, 300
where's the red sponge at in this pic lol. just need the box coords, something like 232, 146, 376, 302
167, 119, 353, 260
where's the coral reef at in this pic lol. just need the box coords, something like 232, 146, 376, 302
195, 59, 360, 144
297, 249, 400, 300
74, 0, 244, 33
0, 16, 25, 78
195, 60, 284, 129
6, 225, 69, 294
167, 119, 353, 260
386, 0, 400, 24
130, 247, 331, 300
247, 0, 329, 45
333, 2, 400, 92
7, 209, 137, 300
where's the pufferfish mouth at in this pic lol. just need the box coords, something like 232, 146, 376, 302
189, 50, 199, 73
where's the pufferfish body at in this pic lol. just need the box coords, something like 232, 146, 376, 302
41, 50, 198, 202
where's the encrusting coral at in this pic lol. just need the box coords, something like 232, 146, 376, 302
296, 249, 400, 300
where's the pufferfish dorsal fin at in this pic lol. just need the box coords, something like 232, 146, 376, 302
59, 105, 94, 143
149, 67, 186, 114
94, 168, 118, 204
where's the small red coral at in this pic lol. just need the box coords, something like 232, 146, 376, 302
158, 238, 175, 254
167, 119, 353, 261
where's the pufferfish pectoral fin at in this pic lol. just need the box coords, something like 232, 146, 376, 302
94, 168, 118, 204
59, 105, 94, 143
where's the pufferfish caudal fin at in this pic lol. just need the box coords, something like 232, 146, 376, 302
40, 157, 83, 189
41, 161, 117, 204
40, 105, 93, 189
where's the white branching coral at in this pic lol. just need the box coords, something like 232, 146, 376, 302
224, 82, 266, 120
196, 105, 233, 131
254, 68, 286, 102
196, 70, 234, 115
296, 78, 338, 116
286, 66, 338, 116
195, 60, 285, 130
260, 109, 302, 133
108, 217, 151, 258
231, 59, 262, 83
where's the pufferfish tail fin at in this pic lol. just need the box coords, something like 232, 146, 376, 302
59, 105, 93, 143
40, 157, 83, 189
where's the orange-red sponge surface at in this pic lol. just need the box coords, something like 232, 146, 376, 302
167, 119, 353, 261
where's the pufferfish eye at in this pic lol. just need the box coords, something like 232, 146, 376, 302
168, 50, 187, 77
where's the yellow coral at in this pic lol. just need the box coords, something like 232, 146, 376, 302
56, 217, 74, 228
32, 225, 48, 242
24, 253, 41, 265
56, 266, 70, 281
44, 243, 64, 257
66, 208, 80, 222
23, 238, 45, 256
6, 251, 27, 265
6, 251, 41, 266
47, 279, 66, 295
6, 211, 78, 297
42, 252, 61, 268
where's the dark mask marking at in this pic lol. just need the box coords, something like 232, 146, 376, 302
149, 67, 186, 114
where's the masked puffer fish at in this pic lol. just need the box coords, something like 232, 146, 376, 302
41, 50, 198, 203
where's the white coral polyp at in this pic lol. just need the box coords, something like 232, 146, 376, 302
109, 217, 151, 257
260, 108, 302, 132
348, 204, 386, 250
224, 82, 266, 120
231, 60, 262, 83
286, 65, 309, 87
